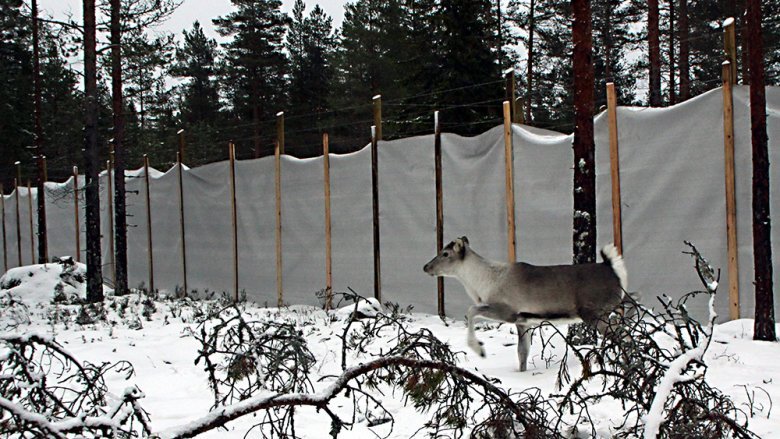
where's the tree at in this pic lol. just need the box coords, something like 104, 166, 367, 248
110, 0, 127, 295
83, 0, 103, 302
572, 0, 596, 265
214, 0, 289, 158
434, 0, 503, 133
0, 0, 32, 189
746, 0, 775, 341
285, 1, 336, 156
172, 21, 222, 164
679, 0, 689, 99
648, 0, 661, 106
32, 0, 48, 264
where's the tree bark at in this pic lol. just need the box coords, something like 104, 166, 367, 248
83, 0, 103, 302
526, 0, 535, 123
572, 0, 596, 265
648, 0, 661, 106
746, 0, 775, 341
679, 0, 689, 99
669, 0, 676, 105
32, 0, 47, 263
111, 0, 128, 295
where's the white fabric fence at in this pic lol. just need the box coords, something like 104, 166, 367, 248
1, 86, 778, 321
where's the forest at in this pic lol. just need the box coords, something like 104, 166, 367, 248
2, 0, 779, 183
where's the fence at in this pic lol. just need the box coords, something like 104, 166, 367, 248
1, 82, 779, 322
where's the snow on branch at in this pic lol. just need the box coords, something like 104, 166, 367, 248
643, 242, 720, 438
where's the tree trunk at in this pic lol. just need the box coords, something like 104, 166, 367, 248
570, 0, 597, 345
32, 0, 47, 263
111, 0, 128, 295
669, 0, 676, 105
648, 0, 661, 106
741, 4, 750, 84
83, 0, 103, 302
526, 0, 535, 123
746, 0, 775, 341
679, 0, 689, 99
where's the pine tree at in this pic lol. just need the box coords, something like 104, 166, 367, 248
434, 0, 503, 133
0, 0, 32, 188
286, 1, 336, 156
214, 0, 289, 158
172, 21, 222, 164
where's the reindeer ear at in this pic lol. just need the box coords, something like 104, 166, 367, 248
453, 238, 467, 257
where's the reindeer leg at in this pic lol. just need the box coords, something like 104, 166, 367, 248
466, 305, 488, 357
515, 323, 533, 372
467, 304, 518, 358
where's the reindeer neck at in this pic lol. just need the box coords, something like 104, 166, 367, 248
454, 248, 507, 303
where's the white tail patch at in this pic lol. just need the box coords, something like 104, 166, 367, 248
602, 244, 628, 295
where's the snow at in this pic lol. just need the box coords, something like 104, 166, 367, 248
2, 265, 780, 437
0, 258, 112, 305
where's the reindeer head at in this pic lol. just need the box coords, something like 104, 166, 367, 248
423, 237, 469, 276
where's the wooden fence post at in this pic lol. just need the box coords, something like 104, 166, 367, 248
434, 111, 445, 317
505, 70, 524, 124
722, 61, 740, 320
323, 132, 333, 310
27, 181, 34, 265
1, 183, 6, 272
373, 95, 382, 140
502, 102, 517, 262
143, 155, 154, 293
106, 155, 115, 283
371, 125, 381, 301
38, 154, 48, 263
229, 142, 239, 302
15, 163, 22, 266
178, 129, 186, 164
73, 166, 80, 262
723, 17, 737, 84
606, 83, 624, 255
177, 151, 188, 296
276, 112, 284, 307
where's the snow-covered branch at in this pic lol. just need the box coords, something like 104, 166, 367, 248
158, 356, 543, 439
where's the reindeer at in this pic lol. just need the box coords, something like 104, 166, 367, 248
423, 237, 628, 371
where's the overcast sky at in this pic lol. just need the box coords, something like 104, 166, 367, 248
38, 0, 349, 41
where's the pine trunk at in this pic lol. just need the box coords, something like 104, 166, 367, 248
111, 0, 128, 295
679, 0, 690, 99
83, 0, 104, 302
572, 0, 596, 265
669, 0, 676, 105
747, 0, 775, 341
526, 0, 535, 123
32, 0, 47, 263
648, 0, 661, 106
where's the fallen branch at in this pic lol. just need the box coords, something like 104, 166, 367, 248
157, 356, 556, 439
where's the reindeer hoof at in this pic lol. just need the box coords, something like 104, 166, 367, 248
468, 338, 486, 357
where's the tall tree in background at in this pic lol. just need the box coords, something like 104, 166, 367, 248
214, 0, 289, 158
0, 0, 32, 188
747, 0, 775, 341
172, 21, 222, 164
435, 0, 502, 131
572, 0, 596, 264
678, 0, 689, 99
648, 0, 661, 106
32, 0, 47, 263
110, 0, 127, 295
331, 0, 406, 144
83, 0, 103, 302
286, 0, 336, 155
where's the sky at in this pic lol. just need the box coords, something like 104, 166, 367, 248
38, 0, 349, 41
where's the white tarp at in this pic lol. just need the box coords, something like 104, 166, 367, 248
1, 85, 778, 321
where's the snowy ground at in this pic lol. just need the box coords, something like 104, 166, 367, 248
2, 262, 780, 438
